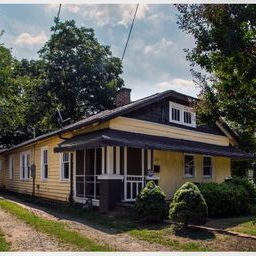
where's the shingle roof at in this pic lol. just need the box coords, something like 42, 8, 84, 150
54, 129, 254, 159
0, 89, 237, 154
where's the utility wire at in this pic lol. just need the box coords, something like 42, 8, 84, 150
121, 4, 139, 63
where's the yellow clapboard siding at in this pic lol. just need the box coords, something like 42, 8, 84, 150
110, 117, 230, 146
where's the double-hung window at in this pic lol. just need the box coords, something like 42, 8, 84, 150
184, 154, 195, 178
184, 111, 192, 125
9, 155, 14, 179
41, 148, 48, 180
20, 151, 31, 180
203, 156, 213, 178
61, 152, 70, 180
169, 102, 196, 127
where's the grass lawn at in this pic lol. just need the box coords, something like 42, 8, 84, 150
0, 231, 10, 251
0, 200, 112, 251
1, 193, 256, 251
207, 216, 256, 236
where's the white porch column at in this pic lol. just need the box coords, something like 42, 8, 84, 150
101, 147, 105, 174
106, 146, 114, 174
116, 147, 120, 175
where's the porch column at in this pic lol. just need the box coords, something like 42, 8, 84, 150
98, 146, 123, 212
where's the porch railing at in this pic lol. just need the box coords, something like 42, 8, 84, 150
124, 175, 144, 201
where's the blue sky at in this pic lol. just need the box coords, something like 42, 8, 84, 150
0, 4, 199, 100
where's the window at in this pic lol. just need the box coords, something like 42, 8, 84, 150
20, 151, 31, 180
9, 155, 14, 179
184, 111, 192, 124
184, 154, 195, 178
203, 156, 212, 178
61, 152, 70, 180
172, 108, 180, 122
169, 102, 196, 127
41, 148, 48, 180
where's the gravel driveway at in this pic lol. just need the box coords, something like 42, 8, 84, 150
0, 206, 76, 251
0, 195, 169, 251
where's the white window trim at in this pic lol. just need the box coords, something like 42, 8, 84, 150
9, 155, 14, 180
60, 152, 70, 181
41, 147, 49, 181
183, 153, 195, 178
169, 102, 196, 128
202, 155, 213, 179
20, 150, 31, 181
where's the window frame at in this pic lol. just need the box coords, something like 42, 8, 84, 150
9, 155, 14, 180
20, 151, 31, 181
41, 147, 49, 181
183, 153, 195, 178
169, 102, 196, 127
60, 152, 70, 181
203, 155, 213, 179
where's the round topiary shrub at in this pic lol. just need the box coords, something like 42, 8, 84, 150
169, 182, 208, 227
134, 181, 167, 223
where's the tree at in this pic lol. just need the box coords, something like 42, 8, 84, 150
0, 20, 124, 148
176, 5, 256, 143
38, 19, 124, 123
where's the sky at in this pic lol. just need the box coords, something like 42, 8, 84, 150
0, 4, 200, 100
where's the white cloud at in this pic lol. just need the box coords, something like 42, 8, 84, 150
156, 78, 199, 97
66, 4, 80, 14
144, 37, 173, 54
118, 4, 150, 27
15, 32, 48, 46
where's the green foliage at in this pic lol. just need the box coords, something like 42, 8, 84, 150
225, 176, 256, 206
169, 182, 208, 226
176, 4, 256, 147
39, 19, 123, 122
134, 181, 167, 223
198, 180, 252, 217
0, 20, 123, 148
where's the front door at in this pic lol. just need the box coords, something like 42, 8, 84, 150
124, 148, 144, 201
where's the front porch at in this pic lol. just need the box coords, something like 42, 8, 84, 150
73, 147, 158, 210
54, 128, 252, 211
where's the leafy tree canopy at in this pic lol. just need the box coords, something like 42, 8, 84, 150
0, 19, 123, 148
176, 4, 256, 142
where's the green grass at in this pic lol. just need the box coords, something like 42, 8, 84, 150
0, 200, 112, 251
228, 219, 256, 236
0, 232, 10, 251
129, 228, 210, 251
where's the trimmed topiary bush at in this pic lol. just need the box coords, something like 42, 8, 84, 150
198, 182, 250, 217
134, 181, 167, 223
169, 182, 208, 227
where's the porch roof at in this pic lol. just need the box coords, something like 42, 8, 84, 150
54, 129, 254, 159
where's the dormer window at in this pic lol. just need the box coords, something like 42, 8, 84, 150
169, 102, 196, 127
184, 111, 192, 124
172, 108, 180, 122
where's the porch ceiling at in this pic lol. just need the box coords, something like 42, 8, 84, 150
54, 129, 254, 159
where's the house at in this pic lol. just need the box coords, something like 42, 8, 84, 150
0, 88, 253, 211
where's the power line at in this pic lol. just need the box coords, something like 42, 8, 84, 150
121, 4, 139, 63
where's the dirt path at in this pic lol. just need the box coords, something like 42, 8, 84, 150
0, 206, 75, 251
2, 195, 169, 251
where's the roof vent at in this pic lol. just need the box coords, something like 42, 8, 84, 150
115, 87, 131, 107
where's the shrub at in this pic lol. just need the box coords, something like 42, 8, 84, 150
169, 182, 208, 227
134, 181, 167, 223
198, 182, 250, 217
225, 176, 256, 206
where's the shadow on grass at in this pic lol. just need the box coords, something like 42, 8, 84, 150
174, 227, 215, 241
